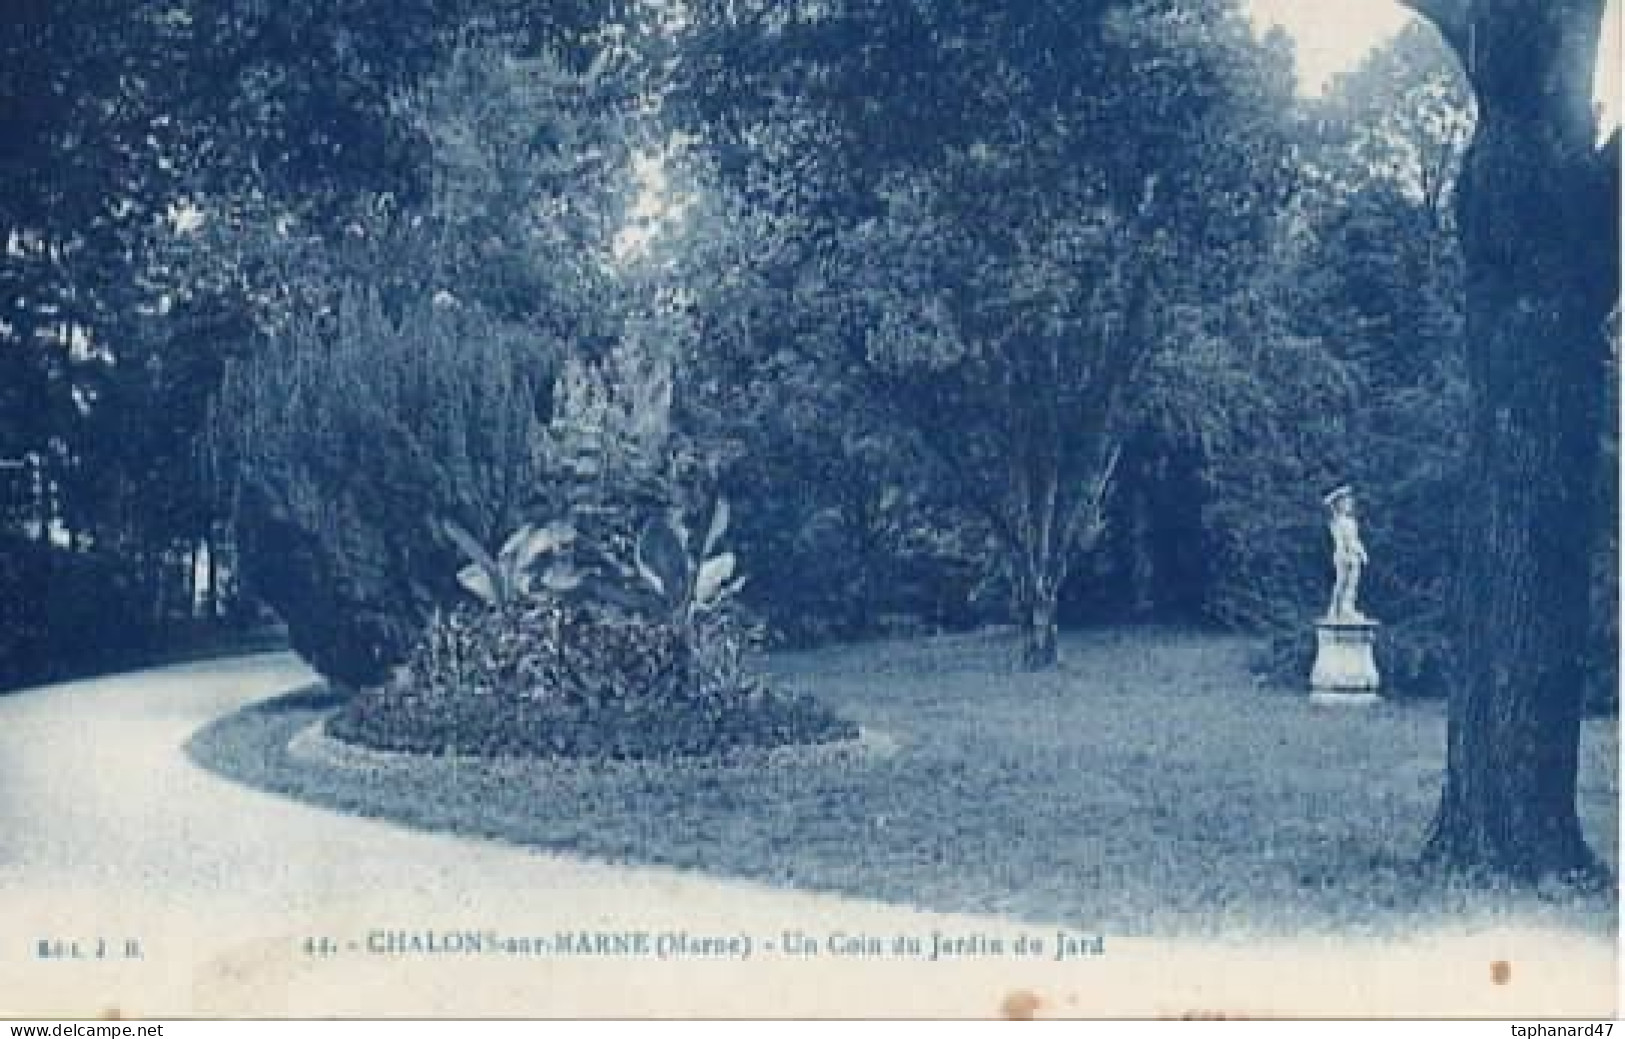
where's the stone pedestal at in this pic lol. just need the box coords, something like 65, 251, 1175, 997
1310, 619, 1381, 705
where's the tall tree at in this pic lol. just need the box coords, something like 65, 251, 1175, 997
677, 0, 1295, 666
1399, 0, 1619, 879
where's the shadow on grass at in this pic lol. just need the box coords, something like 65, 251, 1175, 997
186, 628, 1618, 939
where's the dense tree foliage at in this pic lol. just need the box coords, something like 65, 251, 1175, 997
0, 0, 631, 688
209, 40, 639, 688
671, 0, 1304, 666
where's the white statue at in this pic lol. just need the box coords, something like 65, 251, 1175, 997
1323, 485, 1370, 623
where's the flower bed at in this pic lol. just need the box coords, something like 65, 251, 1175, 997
325, 600, 858, 759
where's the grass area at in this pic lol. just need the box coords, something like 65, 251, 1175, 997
187, 628, 1618, 938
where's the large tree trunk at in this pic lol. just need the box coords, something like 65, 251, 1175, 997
1407, 0, 1619, 880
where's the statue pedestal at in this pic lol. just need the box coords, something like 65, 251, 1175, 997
1310, 619, 1380, 705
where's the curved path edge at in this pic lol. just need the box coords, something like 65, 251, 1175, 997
0, 652, 1609, 1018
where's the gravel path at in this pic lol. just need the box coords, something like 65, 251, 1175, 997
0, 653, 1611, 1018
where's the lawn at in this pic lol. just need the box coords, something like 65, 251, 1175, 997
187, 628, 1619, 938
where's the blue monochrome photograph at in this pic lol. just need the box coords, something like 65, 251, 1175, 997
0, 0, 1618, 1020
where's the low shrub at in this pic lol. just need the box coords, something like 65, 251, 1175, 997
1374, 614, 1453, 698
1256, 607, 1612, 711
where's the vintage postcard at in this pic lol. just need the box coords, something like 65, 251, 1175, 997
0, 0, 1618, 1021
